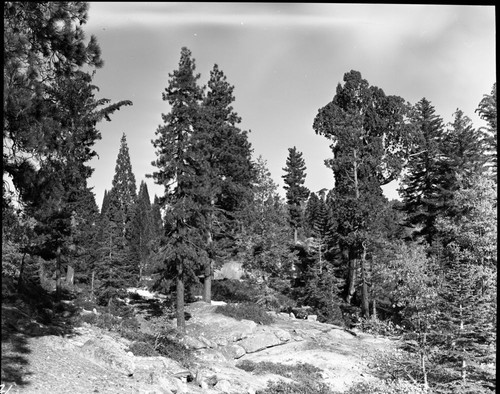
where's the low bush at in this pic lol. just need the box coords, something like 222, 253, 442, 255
237, 360, 333, 394
359, 317, 403, 337
127, 340, 158, 357
211, 279, 260, 303
215, 302, 274, 325
237, 360, 323, 383
154, 329, 195, 368
344, 379, 428, 394
256, 380, 334, 394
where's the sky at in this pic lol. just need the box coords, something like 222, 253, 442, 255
84, 3, 496, 208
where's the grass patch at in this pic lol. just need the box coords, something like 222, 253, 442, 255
215, 302, 274, 325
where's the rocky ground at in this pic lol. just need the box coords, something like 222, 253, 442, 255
1, 291, 401, 394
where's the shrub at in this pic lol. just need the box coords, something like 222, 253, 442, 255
256, 380, 334, 394
344, 379, 428, 394
211, 279, 260, 303
95, 312, 122, 331
237, 361, 327, 391
153, 329, 195, 369
73, 298, 98, 311
359, 317, 404, 337
215, 302, 274, 325
127, 340, 158, 357
79, 313, 97, 325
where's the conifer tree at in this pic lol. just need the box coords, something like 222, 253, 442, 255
3, 2, 132, 290
475, 83, 497, 180
111, 133, 138, 237
150, 195, 164, 245
132, 181, 154, 280
95, 188, 132, 303
94, 135, 140, 301
282, 147, 310, 244
313, 70, 411, 318
237, 156, 298, 283
434, 174, 497, 392
70, 187, 100, 284
304, 191, 331, 270
438, 109, 489, 218
101, 189, 110, 217
399, 98, 446, 247
195, 64, 256, 302
150, 47, 205, 332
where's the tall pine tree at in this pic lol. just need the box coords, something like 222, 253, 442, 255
282, 147, 310, 244
131, 181, 154, 280
399, 98, 446, 247
195, 64, 256, 302
150, 47, 205, 332
475, 83, 497, 180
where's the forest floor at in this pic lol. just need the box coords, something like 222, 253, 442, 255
1, 282, 403, 394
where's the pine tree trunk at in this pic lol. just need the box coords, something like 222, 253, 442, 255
361, 242, 370, 319
459, 303, 467, 384
293, 227, 297, 244
346, 258, 357, 304
56, 246, 62, 298
346, 148, 360, 306
203, 214, 214, 303
421, 350, 428, 389
372, 299, 377, 320
176, 261, 186, 333
91, 271, 95, 301
420, 327, 429, 389
203, 261, 212, 303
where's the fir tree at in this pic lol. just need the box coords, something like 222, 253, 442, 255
95, 188, 131, 303
131, 181, 154, 280
195, 63, 256, 302
101, 189, 110, 217
111, 133, 138, 238
237, 156, 298, 283
475, 83, 496, 179
399, 98, 446, 247
150, 47, 205, 332
282, 147, 310, 244
434, 174, 496, 392
438, 109, 489, 219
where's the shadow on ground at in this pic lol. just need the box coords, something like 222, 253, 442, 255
1, 276, 79, 388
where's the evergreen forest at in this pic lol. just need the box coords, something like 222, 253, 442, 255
2, 3, 496, 393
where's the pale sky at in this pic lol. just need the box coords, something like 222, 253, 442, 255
84, 3, 496, 208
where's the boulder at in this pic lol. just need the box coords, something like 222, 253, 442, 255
184, 336, 209, 350
220, 344, 246, 360
80, 337, 135, 375
214, 379, 231, 392
132, 356, 186, 383
272, 327, 291, 342
185, 301, 257, 344
307, 315, 318, 322
237, 332, 281, 353
193, 348, 227, 363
